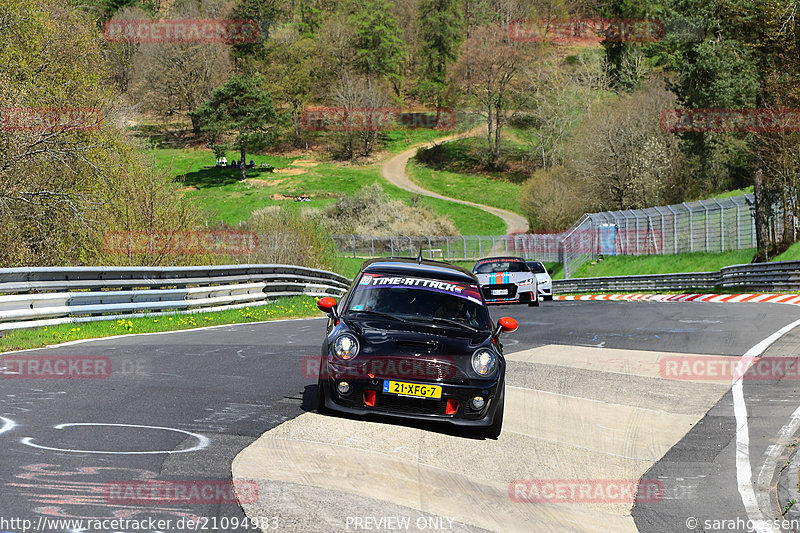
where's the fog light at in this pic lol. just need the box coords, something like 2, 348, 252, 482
337, 381, 350, 394
471, 396, 485, 410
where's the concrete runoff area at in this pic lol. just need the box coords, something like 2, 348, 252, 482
233, 345, 730, 532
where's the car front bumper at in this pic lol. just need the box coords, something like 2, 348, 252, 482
319, 363, 503, 428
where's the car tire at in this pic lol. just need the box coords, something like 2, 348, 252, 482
316, 378, 329, 414
544, 295, 553, 301
527, 294, 539, 307
484, 392, 504, 439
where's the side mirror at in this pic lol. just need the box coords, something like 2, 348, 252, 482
317, 297, 339, 317
547, 269, 553, 275
494, 316, 518, 337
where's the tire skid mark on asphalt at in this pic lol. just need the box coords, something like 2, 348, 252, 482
233, 344, 731, 532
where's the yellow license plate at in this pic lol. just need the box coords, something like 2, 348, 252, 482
382, 380, 442, 399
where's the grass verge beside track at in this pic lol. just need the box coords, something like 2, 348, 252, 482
572, 249, 756, 278
0, 296, 321, 353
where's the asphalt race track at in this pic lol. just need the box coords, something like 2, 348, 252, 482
2, 300, 800, 532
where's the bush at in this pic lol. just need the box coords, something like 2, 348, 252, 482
322, 184, 458, 236
246, 206, 340, 271
520, 167, 590, 231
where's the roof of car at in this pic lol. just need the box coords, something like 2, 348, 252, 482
360, 258, 478, 283
473, 256, 527, 265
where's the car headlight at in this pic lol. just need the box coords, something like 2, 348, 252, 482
472, 349, 497, 376
333, 334, 359, 360
519, 278, 535, 286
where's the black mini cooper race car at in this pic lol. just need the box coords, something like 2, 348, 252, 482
315, 258, 518, 438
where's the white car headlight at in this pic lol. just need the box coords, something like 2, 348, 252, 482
472, 349, 497, 376
519, 278, 535, 286
333, 334, 359, 360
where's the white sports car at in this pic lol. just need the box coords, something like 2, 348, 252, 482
526, 260, 553, 301
472, 257, 539, 307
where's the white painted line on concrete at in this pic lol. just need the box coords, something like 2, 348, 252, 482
733, 317, 800, 533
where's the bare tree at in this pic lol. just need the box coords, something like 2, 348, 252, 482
454, 22, 528, 168
566, 81, 684, 211
331, 72, 392, 158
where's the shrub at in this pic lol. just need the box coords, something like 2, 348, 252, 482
323, 183, 458, 236
246, 206, 340, 271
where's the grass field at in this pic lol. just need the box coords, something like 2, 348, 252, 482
0, 296, 320, 352
407, 159, 524, 215
154, 147, 506, 234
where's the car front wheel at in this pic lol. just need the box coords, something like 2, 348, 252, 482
316, 378, 329, 414
483, 393, 504, 438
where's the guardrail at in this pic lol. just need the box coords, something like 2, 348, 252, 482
0, 265, 351, 332
552, 260, 800, 294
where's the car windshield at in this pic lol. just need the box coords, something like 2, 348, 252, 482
346, 273, 490, 331
527, 262, 547, 274
474, 260, 529, 274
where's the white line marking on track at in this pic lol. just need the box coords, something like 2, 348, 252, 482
734, 317, 800, 533
21, 422, 210, 454
0, 416, 16, 435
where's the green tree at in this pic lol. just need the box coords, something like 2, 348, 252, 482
348, 0, 407, 93
189, 75, 280, 181
417, 0, 463, 117
643, 0, 796, 258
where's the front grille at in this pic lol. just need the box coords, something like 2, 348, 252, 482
482, 283, 518, 299
375, 394, 445, 415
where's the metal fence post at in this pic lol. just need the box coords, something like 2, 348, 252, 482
371, 237, 375, 257
736, 205, 741, 249
683, 203, 694, 252
699, 200, 709, 252
390, 237, 394, 257
352, 234, 356, 258
654, 206, 665, 255
712, 199, 725, 251
477, 235, 482, 258
445, 237, 450, 260
463, 236, 467, 260
666, 205, 678, 254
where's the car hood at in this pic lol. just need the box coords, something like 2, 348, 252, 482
341, 317, 490, 357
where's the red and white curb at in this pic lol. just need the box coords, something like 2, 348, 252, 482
555, 293, 800, 305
